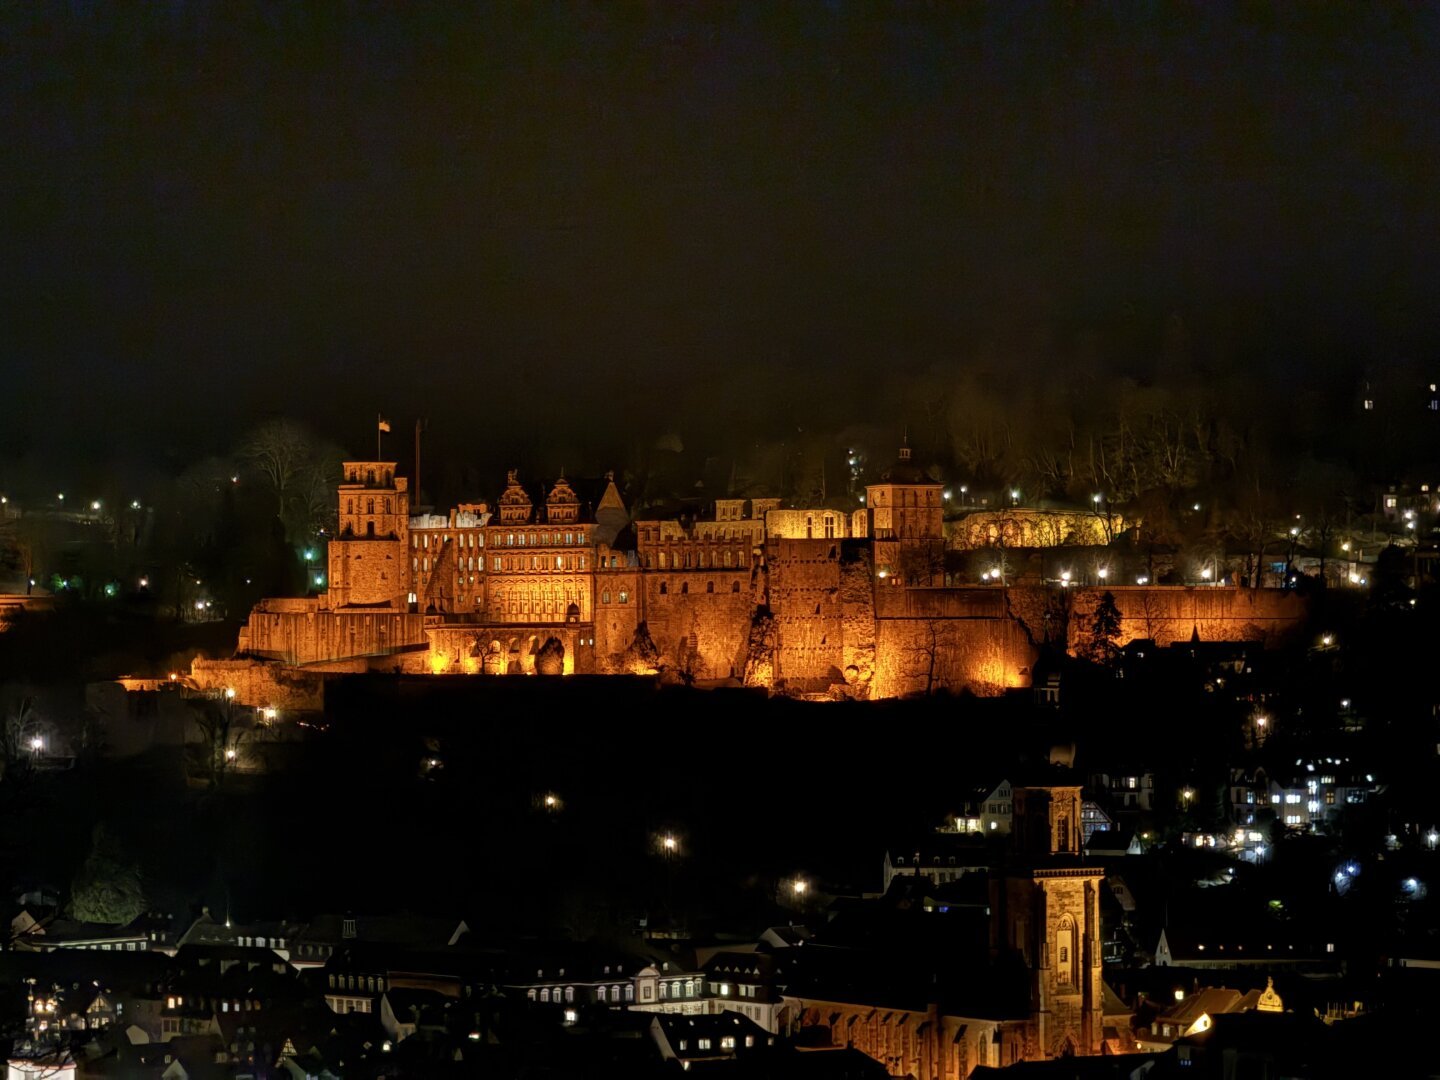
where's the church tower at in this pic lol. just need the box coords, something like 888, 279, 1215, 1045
990, 780, 1105, 1060
328, 461, 410, 608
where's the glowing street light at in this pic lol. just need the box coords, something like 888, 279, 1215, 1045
662, 835, 677, 853
1097, 567, 1109, 581
1060, 570, 1072, 585
90, 500, 101, 511
29, 736, 42, 752
224, 687, 236, 700
1010, 489, 1021, 505
1201, 567, 1212, 581
1136, 575, 1150, 585
1092, 494, 1102, 505
1427, 830, 1438, 850
791, 878, 809, 896
225, 748, 236, 761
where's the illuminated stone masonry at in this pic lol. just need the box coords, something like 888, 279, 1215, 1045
222, 452, 1311, 705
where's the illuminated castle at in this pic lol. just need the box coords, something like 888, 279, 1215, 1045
230, 447, 1305, 697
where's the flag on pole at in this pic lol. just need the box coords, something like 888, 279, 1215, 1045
377, 417, 391, 433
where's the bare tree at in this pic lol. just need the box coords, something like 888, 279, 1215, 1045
903, 618, 958, 696
236, 420, 343, 545
0, 696, 44, 786
187, 694, 249, 791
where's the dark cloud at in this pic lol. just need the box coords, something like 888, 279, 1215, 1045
3, 4, 1438, 473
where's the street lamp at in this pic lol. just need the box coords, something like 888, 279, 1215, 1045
1097, 567, 1109, 582
1010, 489, 1021, 506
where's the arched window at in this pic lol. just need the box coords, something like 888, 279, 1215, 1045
659, 582, 668, 595
680, 582, 688, 594
706, 581, 714, 593
1056, 915, 1079, 990
731, 581, 740, 593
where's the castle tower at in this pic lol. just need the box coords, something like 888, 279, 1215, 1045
990, 780, 1105, 1061
865, 441, 944, 585
328, 461, 410, 608
497, 469, 534, 525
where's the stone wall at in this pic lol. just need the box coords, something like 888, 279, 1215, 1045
767, 539, 845, 688
327, 537, 408, 607
189, 658, 325, 710
636, 569, 755, 680
1066, 585, 1308, 648
872, 612, 1036, 699
238, 603, 427, 665
947, 509, 1135, 550
420, 625, 592, 676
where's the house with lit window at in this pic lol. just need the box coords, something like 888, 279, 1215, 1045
1132, 982, 1276, 1053
1229, 762, 1382, 836
882, 831, 992, 892
505, 948, 645, 1016
648, 1011, 773, 1066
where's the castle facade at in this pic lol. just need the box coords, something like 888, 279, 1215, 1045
230, 447, 1307, 700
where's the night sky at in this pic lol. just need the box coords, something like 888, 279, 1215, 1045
4, 3, 1439, 475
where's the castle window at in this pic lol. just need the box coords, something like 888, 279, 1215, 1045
566, 533, 574, 545
347, 499, 354, 514
707, 581, 714, 593
384, 498, 392, 514
602, 591, 611, 604
508, 534, 514, 546
731, 581, 740, 593
556, 556, 564, 569
681, 582, 689, 594
619, 590, 629, 603
659, 582, 668, 595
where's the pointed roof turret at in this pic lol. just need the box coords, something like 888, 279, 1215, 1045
595, 469, 630, 547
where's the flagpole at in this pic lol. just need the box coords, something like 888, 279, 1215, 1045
376, 413, 382, 459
